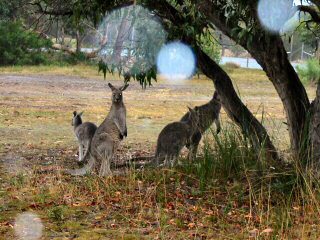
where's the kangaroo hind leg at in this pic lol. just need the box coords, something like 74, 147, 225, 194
99, 148, 113, 177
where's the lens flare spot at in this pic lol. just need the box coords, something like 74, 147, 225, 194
97, 5, 166, 74
14, 212, 43, 240
157, 42, 196, 81
258, 0, 297, 33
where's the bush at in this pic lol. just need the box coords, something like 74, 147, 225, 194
200, 28, 221, 63
224, 62, 241, 69
0, 21, 52, 65
296, 58, 320, 84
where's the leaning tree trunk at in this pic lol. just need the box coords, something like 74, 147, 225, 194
249, 37, 311, 155
145, 0, 281, 162
195, 46, 280, 162
197, 1, 310, 155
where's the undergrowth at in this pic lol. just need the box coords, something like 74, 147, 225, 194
1, 126, 320, 239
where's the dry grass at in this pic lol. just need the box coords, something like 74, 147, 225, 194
0, 65, 319, 239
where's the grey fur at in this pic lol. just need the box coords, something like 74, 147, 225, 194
72, 111, 97, 162
68, 83, 129, 176
180, 90, 221, 160
155, 107, 199, 167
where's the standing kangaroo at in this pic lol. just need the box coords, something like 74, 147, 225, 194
68, 83, 129, 177
155, 107, 199, 167
72, 111, 97, 163
180, 91, 221, 160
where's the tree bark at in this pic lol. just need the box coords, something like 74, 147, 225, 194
76, 29, 81, 54
311, 84, 320, 169
112, 7, 131, 64
145, 0, 281, 162
316, 40, 320, 60
195, 46, 280, 162
197, 0, 310, 154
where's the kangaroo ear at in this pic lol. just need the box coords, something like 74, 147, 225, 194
213, 91, 220, 100
187, 106, 194, 114
79, 111, 83, 116
108, 83, 115, 90
120, 83, 129, 91
73, 111, 77, 116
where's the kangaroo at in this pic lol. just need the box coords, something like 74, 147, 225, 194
68, 83, 129, 177
180, 90, 221, 160
71, 111, 97, 163
155, 107, 199, 167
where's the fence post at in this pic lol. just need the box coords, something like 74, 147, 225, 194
290, 35, 294, 61
301, 43, 304, 60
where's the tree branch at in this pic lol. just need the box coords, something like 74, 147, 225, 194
29, 1, 73, 16
146, 0, 281, 162
297, 5, 320, 24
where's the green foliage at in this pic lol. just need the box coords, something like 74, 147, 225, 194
0, 0, 22, 21
180, 125, 259, 191
178, 124, 319, 202
0, 21, 52, 66
199, 28, 221, 63
296, 21, 320, 51
47, 206, 68, 222
296, 58, 320, 84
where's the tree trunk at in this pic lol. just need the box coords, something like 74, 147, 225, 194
113, 8, 131, 64
195, 46, 280, 162
316, 40, 320, 60
76, 30, 81, 54
61, 22, 65, 45
311, 84, 320, 169
249, 37, 310, 154
197, 1, 310, 154
146, 0, 281, 162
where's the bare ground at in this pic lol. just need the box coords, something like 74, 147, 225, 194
0, 70, 313, 170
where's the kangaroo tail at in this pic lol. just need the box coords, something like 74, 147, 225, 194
65, 156, 95, 176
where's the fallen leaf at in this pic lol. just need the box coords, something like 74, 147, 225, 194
249, 228, 259, 238
188, 222, 195, 229
261, 228, 273, 234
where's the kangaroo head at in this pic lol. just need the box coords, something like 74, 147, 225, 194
72, 111, 83, 126
108, 83, 129, 104
187, 107, 200, 128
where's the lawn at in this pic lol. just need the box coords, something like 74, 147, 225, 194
0, 64, 318, 239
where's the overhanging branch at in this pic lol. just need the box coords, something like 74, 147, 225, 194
29, 1, 73, 16
297, 5, 320, 24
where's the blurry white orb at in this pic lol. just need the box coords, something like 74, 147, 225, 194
97, 5, 166, 74
157, 42, 196, 81
258, 0, 297, 33
14, 212, 43, 240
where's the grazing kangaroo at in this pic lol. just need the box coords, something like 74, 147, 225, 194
180, 91, 221, 160
68, 83, 129, 176
155, 107, 199, 167
72, 111, 97, 162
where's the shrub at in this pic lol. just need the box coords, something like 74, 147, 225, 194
296, 58, 320, 84
224, 62, 241, 69
0, 21, 52, 65
200, 28, 222, 63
